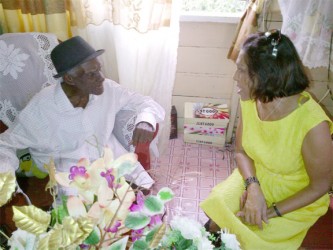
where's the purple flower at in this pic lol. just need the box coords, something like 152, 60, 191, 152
149, 214, 162, 227
130, 191, 145, 212
131, 228, 144, 241
130, 191, 163, 229
105, 220, 121, 233
68, 166, 87, 180
100, 169, 121, 189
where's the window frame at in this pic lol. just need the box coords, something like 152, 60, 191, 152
180, 11, 242, 23
180, 0, 247, 23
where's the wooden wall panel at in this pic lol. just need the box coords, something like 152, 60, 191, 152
176, 47, 235, 75
173, 73, 234, 99
179, 22, 237, 48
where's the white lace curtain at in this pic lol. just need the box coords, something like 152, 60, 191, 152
278, 0, 333, 70
0, 33, 60, 127
70, 0, 180, 155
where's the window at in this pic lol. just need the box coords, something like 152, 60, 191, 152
182, 0, 248, 13
181, 0, 248, 23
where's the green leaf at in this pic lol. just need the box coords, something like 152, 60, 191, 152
143, 196, 164, 215
145, 226, 159, 243
108, 235, 129, 250
50, 205, 68, 226
62, 196, 69, 214
50, 209, 57, 227
157, 187, 174, 202
161, 230, 182, 247
116, 160, 136, 178
125, 212, 150, 230
175, 237, 193, 250
84, 228, 100, 245
132, 239, 149, 250
185, 244, 197, 250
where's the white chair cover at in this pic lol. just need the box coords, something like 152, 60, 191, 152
0, 32, 61, 127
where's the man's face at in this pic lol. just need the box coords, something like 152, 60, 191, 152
69, 58, 105, 95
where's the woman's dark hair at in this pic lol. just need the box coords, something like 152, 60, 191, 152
241, 30, 310, 103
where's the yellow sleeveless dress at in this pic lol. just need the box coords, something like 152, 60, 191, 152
200, 92, 333, 250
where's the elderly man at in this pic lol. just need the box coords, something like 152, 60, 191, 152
0, 36, 165, 197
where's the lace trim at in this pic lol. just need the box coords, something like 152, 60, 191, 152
32, 33, 61, 88
0, 99, 18, 127
123, 114, 136, 152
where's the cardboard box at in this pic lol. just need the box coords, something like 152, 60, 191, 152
183, 102, 229, 147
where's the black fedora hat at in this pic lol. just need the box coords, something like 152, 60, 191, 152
51, 36, 105, 78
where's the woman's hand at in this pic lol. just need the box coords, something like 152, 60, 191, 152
236, 184, 268, 229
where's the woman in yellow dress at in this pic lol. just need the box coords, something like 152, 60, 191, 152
200, 30, 333, 250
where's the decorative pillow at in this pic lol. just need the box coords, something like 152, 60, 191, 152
16, 148, 48, 179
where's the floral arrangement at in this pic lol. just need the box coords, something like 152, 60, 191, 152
0, 148, 241, 250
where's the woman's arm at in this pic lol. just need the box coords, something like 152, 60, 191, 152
235, 112, 258, 182
235, 111, 268, 229
267, 121, 333, 218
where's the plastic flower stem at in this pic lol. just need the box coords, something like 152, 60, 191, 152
97, 182, 133, 248
99, 235, 125, 248
113, 187, 120, 200
97, 225, 103, 239
0, 230, 9, 240
84, 135, 102, 157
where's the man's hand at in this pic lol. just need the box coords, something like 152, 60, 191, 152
131, 122, 154, 146
236, 185, 268, 230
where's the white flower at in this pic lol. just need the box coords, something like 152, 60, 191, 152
0, 40, 29, 79
7, 228, 37, 250
170, 216, 214, 250
221, 228, 242, 250
196, 236, 214, 250
170, 216, 203, 240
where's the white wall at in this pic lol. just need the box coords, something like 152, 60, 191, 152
173, 3, 333, 142
172, 21, 238, 134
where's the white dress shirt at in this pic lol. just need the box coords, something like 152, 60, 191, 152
0, 79, 165, 193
